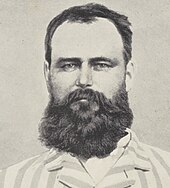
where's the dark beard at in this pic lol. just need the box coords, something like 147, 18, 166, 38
39, 84, 133, 159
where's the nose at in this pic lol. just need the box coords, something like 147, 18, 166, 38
76, 65, 93, 88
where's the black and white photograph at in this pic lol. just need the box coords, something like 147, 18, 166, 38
0, 1, 170, 187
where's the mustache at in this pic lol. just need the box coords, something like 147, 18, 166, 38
52, 88, 126, 114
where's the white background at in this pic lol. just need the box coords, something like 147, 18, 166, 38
0, 0, 170, 168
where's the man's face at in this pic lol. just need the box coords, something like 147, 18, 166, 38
41, 18, 133, 159
47, 18, 126, 101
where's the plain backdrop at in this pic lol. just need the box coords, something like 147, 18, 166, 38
0, 0, 170, 169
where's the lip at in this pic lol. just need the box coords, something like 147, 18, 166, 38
79, 99, 88, 102
74, 98, 89, 103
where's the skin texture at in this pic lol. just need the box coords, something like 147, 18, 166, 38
44, 18, 133, 101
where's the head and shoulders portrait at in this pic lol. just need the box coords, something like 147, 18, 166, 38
0, 1, 170, 188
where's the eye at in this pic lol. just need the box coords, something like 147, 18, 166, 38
61, 63, 79, 72
93, 63, 112, 71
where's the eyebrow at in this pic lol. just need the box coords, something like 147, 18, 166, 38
89, 57, 119, 65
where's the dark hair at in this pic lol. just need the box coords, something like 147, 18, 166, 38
45, 3, 132, 66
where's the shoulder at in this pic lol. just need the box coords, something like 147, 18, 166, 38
0, 152, 48, 188
129, 130, 170, 178
142, 143, 170, 168
0, 153, 44, 171
130, 130, 170, 168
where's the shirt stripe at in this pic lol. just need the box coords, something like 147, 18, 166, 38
29, 164, 44, 188
61, 161, 85, 172
37, 168, 51, 188
59, 167, 94, 185
149, 148, 170, 186
128, 169, 142, 188
0, 169, 6, 188
20, 159, 43, 188
107, 165, 133, 175
150, 162, 163, 188
46, 171, 58, 188
104, 179, 135, 188
4, 156, 39, 188
144, 146, 164, 188
145, 170, 157, 188
97, 171, 135, 187
53, 176, 65, 188
59, 175, 93, 188
137, 170, 148, 188
151, 148, 170, 176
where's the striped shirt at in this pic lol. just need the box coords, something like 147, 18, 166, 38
0, 130, 170, 188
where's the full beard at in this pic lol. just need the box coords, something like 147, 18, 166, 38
39, 83, 133, 159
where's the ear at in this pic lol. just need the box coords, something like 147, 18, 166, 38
125, 61, 135, 92
44, 61, 50, 92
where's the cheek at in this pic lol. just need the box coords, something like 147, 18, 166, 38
49, 70, 78, 100
93, 69, 125, 99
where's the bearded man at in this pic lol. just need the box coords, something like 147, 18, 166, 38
1, 3, 170, 188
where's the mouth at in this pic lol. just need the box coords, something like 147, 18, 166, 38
78, 99, 88, 102
74, 98, 89, 103
70, 97, 99, 113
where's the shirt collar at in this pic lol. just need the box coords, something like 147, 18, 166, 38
43, 129, 152, 172
43, 129, 152, 187
44, 129, 131, 171
126, 129, 152, 171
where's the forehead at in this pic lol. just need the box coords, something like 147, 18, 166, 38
51, 18, 123, 59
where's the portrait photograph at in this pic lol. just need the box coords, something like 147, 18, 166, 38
0, 0, 170, 187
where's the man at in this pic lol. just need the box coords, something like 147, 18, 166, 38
0, 3, 170, 188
